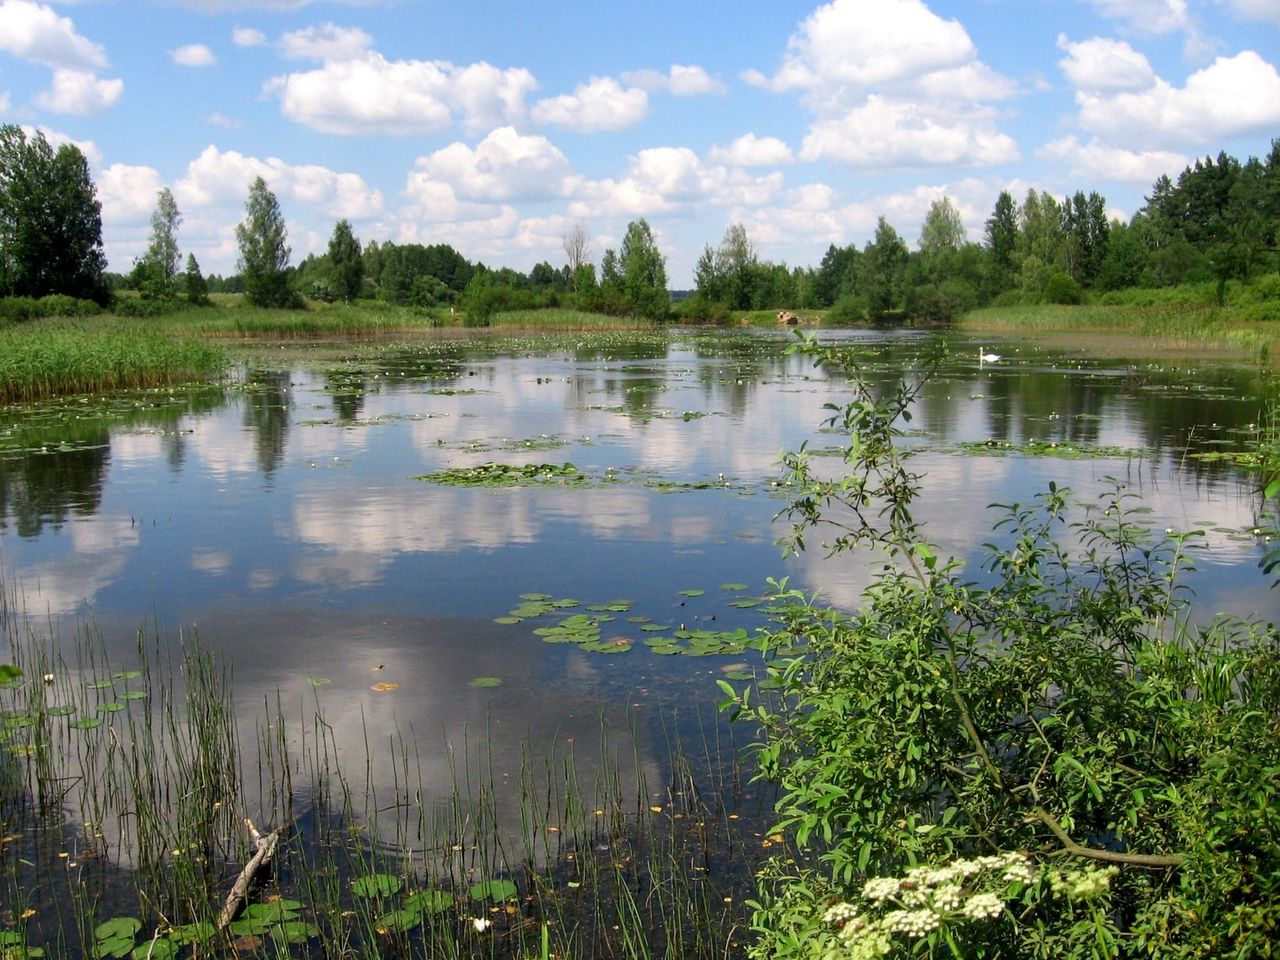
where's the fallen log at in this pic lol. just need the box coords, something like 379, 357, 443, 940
216, 819, 281, 931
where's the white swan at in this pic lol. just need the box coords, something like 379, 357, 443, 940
979, 348, 1001, 364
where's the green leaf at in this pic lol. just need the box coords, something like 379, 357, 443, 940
374, 910, 421, 934
468, 878, 517, 902
405, 889, 454, 915
94, 919, 142, 943
352, 873, 402, 898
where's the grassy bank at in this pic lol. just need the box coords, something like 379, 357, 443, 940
959, 300, 1280, 358
0, 319, 227, 403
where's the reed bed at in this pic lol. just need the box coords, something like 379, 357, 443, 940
0, 581, 760, 960
0, 324, 226, 403
960, 302, 1280, 356
478, 309, 656, 331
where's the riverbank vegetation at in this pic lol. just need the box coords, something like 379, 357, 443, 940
718, 334, 1280, 958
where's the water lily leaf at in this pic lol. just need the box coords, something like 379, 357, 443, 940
720, 583, 748, 592
519, 593, 552, 601
98, 702, 125, 714
0, 665, 20, 682
306, 677, 331, 686
169, 922, 216, 945
375, 910, 421, 934
469, 677, 502, 687
493, 616, 522, 625
677, 589, 704, 597
405, 889, 454, 915
353, 873, 402, 898
4, 714, 34, 729
70, 717, 102, 730
119, 691, 148, 701
95, 918, 142, 943
46, 705, 76, 716
111, 671, 141, 682
270, 922, 318, 945
131, 938, 176, 960
468, 878, 517, 902
86, 679, 115, 690
640, 623, 671, 632
243, 901, 300, 922
370, 682, 399, 692
94, 936, 135, 959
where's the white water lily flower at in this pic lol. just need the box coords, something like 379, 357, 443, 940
471, 917, 492, 932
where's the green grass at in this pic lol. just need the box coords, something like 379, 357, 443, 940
959, 300, 1280, 358
478, 307, 657, 330
0, 319, 227, 403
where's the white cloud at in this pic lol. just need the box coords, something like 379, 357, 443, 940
20, 124, 100, 163
174, 145, 384, 221
172, 43, 217, 67
707, 133, 794, 167
750, 0, 978, 94
1037, 135, 1188, 181
1056, 35, 1156, 92
620, 64, 725, 96
278, 22, 372, 60
35, 68, 123, 114
409, 127, 572, 203
98, 163, 166, 223
1225, 0, 1280, 23
206, 112, 241, 128
747, 0, 1016, 172
531, 76, 648, 132
232, 26, 266, 47
799, 95, 1019, 168
0, 0, 108, 70
1080, 0, 1190, 33
265, 54, 536, 136
1075, 50, 1280, 147
565, 147, 783, 219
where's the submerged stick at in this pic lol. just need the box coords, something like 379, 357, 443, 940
216, 818, 281, 931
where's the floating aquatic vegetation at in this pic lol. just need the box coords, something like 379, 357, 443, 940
469, 677, 503, 687
416, 462, 588, 487
953, 439, 1147, 459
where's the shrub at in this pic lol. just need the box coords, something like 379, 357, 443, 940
37, 294, 101, 318
825, 294, 868, 326
1041, 270, 1084, 305
112, 296, 170, 319
675, 294, 733, 325
0, 297, 41, 325
722, 334, 1280, 959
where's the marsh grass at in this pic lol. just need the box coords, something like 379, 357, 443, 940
0, 322, 226, 403
479, 309, 656, 331
0, 581, 757, 959
961, 301, 1280, 357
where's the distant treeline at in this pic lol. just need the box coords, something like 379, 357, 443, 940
3, 117, 1278, 323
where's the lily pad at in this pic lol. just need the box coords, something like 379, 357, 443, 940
469, 677, 503, 688
70, 717, 103, 730
468, 878, 518, 902
98, 702, 125, 714
677, 589, 705, 597
375, 910, 421, 934
405, 889, 454, 914
353, 873, 403, 898
46, 705, 76, 717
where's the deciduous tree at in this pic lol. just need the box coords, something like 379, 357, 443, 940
235, 177, 294, 308
327, 219, 363, 303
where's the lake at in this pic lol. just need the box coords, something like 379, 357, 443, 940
0, 327, 1275, 955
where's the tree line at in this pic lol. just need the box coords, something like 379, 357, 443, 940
2, 120, 1277, 322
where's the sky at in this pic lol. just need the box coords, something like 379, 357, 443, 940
1, 0, 1278, 286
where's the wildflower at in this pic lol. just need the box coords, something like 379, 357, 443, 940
822, 901, 860, 925
883, 908, 941, 937
862, 877, 900, 901
932, 885, 963, 912
962, 893, 1004, 920
470, 917, 492, 933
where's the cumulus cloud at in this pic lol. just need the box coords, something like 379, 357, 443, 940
206, 112, 241, 128
800, 96, 1019, 168
20, 123, 100, 163
1075, 50, 1280, 148
172, 43, 217, 67
408, 127, 572, 203
174, 145, 384, 221
564, 147, 784, 219
232, 26, 266, 46
98, 163, 166, 222
745, 0, 1017, 170
1037, 135, 1188, 182
35, 68, 123, 114
0, 0, 108, 70
265, 54, 536, 136
278, 22, 372, 60
531, 76, 649, 132
1056, 35, 1156, 92
707, 133, 795, 167
620, 64, 725, 96
1080, 0, 1191, 33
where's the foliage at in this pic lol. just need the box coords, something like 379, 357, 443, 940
722, 333, 1280, 959
235, 177, 298, 308
327, 218, 363, 303
0, 125, 108, 305
131, 188, 182, 299
616, 218, 669, 320
183, 254, 210, 306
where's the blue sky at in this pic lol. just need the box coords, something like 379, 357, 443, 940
2, 0, 1278, 285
